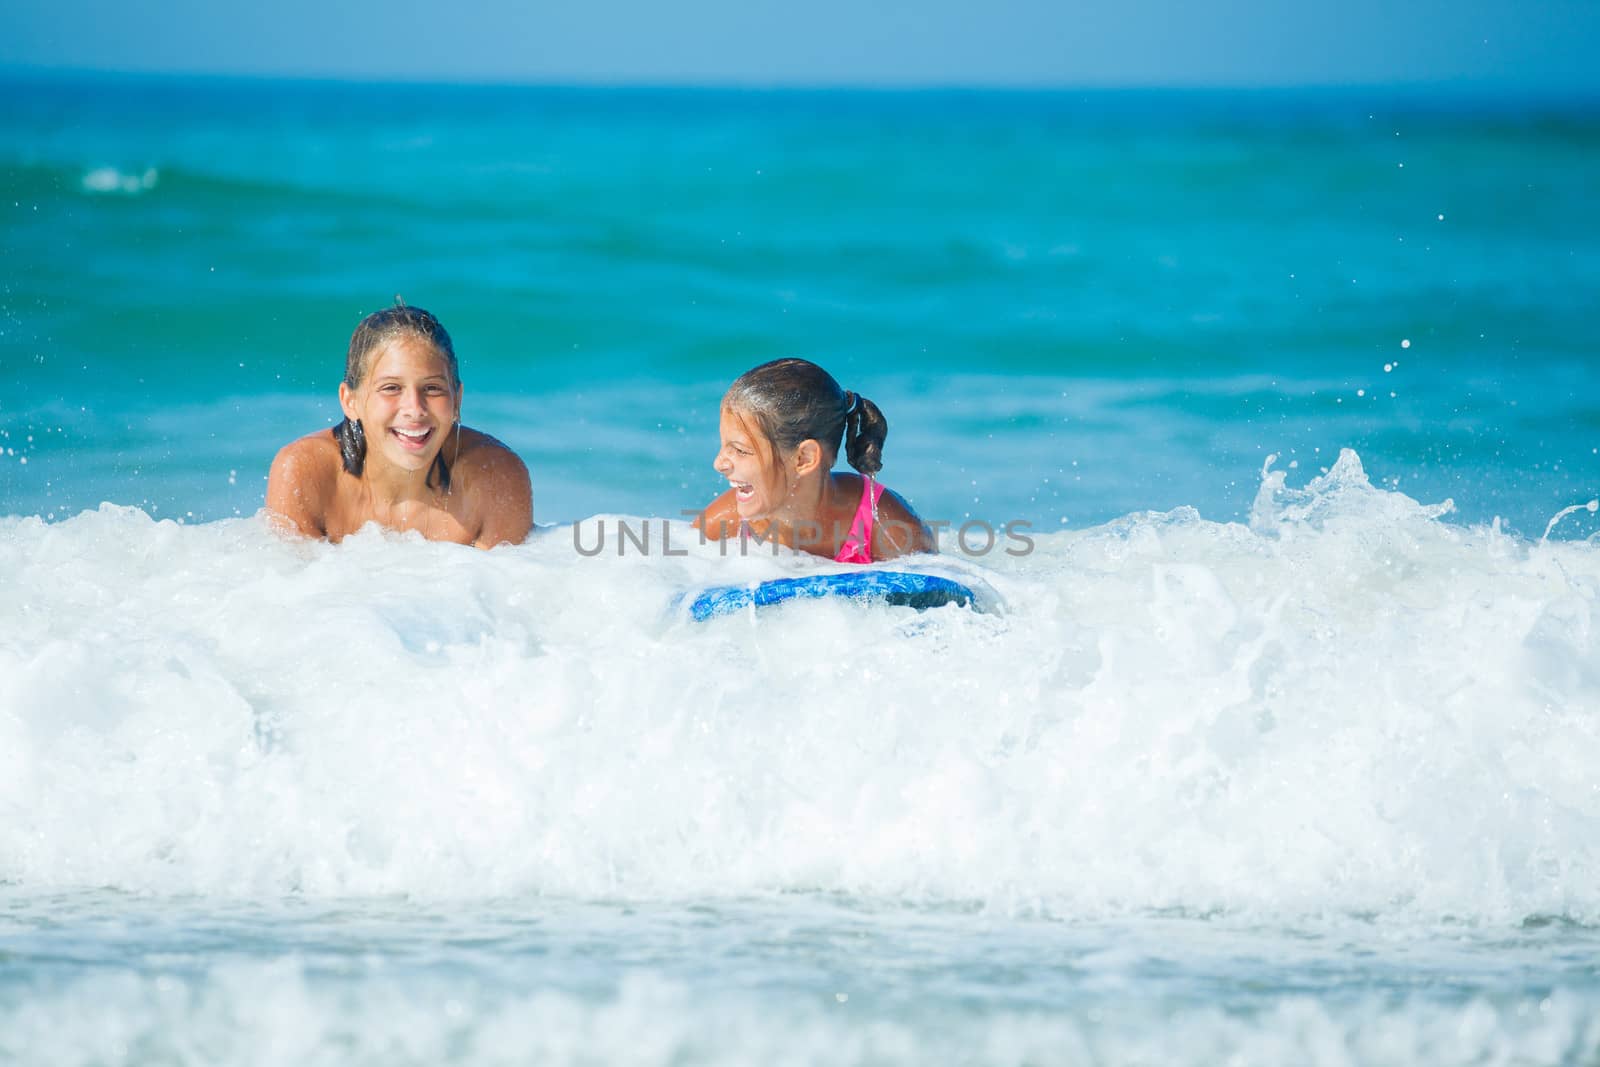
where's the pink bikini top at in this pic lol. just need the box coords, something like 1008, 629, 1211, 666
833, 476, 884, 564
736, 476, 884, 563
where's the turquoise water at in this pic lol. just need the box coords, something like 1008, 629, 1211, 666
3, 75, 1600, 1064
3, 75, 1597, 532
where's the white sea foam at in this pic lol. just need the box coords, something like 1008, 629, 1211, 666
79, 166, 160, 195
2, 961, 1597, 1067
2, 450, 1597, 920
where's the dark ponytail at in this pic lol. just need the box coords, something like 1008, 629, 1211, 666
725, 359, 889, 476
841, 390, 887, 476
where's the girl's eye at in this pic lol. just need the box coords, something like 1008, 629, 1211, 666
379, 384, 401, 394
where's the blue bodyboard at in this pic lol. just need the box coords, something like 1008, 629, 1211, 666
686, 570, 976, 621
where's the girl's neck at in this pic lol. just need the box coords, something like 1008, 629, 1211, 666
364, 459, 440, 506
762, 471, 861, 551
772, 469, 843, 525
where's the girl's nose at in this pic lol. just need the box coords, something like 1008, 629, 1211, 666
713, 451, 732, 474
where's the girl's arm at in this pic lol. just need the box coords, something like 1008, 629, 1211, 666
692, 489, 742, 542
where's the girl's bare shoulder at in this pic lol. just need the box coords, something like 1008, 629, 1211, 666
266, 429, 342, 536
453, 428, 529, 486
274, 427, 341, 465
872, 482, 936, 558
452, 427, 533, 546
693, 489, 741, 540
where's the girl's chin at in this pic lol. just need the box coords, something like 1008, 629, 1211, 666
379, 443, 441, 471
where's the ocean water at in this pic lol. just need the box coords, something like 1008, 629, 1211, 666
3, 75, 1600, 1064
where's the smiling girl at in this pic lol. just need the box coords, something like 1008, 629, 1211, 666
265, 303, 531, 547
695, 358, 934, 561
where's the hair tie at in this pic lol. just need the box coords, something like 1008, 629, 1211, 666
843, 391, 860, 417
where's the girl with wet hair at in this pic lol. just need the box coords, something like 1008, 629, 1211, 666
266, 302, 532, 547
695, 358, 934, 561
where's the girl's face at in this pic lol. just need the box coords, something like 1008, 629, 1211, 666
713, 405, 789, 519
340, 337, 461, 477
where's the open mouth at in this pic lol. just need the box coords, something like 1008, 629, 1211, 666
392, 426, 435, 451
731, 480, 755, 502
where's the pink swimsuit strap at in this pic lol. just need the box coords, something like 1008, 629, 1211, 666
833, 476, 884, 564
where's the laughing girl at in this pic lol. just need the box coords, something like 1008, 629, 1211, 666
695, 358, 934, 561
266, 303, 531, 547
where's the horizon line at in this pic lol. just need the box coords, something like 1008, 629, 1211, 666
5, 62, 1599, 100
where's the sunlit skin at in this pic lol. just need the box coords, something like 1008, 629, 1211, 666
694, 405, 934, 559
265, 337, 532, 547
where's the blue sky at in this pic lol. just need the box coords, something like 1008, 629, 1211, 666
3, 0, 1599, 89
